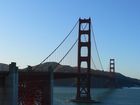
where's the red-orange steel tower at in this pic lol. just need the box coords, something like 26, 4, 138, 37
109, 59, 116, 88
110, 59, 115, 73
76, 18, 91, 101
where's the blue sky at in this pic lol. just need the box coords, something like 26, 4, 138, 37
0, 0, 140, 79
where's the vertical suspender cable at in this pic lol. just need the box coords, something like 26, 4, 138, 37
91, 23, 104, 71
54, 39, 78, 70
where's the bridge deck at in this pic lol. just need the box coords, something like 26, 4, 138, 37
0, 71, 111, 81
0, 70, 112, 80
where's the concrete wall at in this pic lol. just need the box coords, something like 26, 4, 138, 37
0, 62, 18, 105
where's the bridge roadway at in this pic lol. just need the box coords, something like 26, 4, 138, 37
0, 70, 111, 82
0, 68, 113, 105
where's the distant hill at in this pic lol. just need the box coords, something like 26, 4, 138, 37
30, 62, 140, 88
0, 62, 140, 88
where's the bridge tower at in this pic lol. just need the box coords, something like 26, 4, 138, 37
110, 59, 115, 73
109, 59, 116, 88
73, 18, 94, 102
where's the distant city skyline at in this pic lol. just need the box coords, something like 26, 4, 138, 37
0, 0, 140, 79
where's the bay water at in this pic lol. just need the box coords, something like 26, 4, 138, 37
53, 87, 140, 105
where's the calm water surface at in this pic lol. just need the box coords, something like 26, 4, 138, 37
53, 87, 140, 105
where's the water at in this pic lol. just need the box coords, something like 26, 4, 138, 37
53, 87, 140, 105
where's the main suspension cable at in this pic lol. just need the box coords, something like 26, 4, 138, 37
33, 20, 78, 70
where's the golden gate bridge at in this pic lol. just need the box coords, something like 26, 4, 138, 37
0, 18, 117, 105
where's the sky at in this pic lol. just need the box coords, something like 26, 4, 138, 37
0, 0, 140, 79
